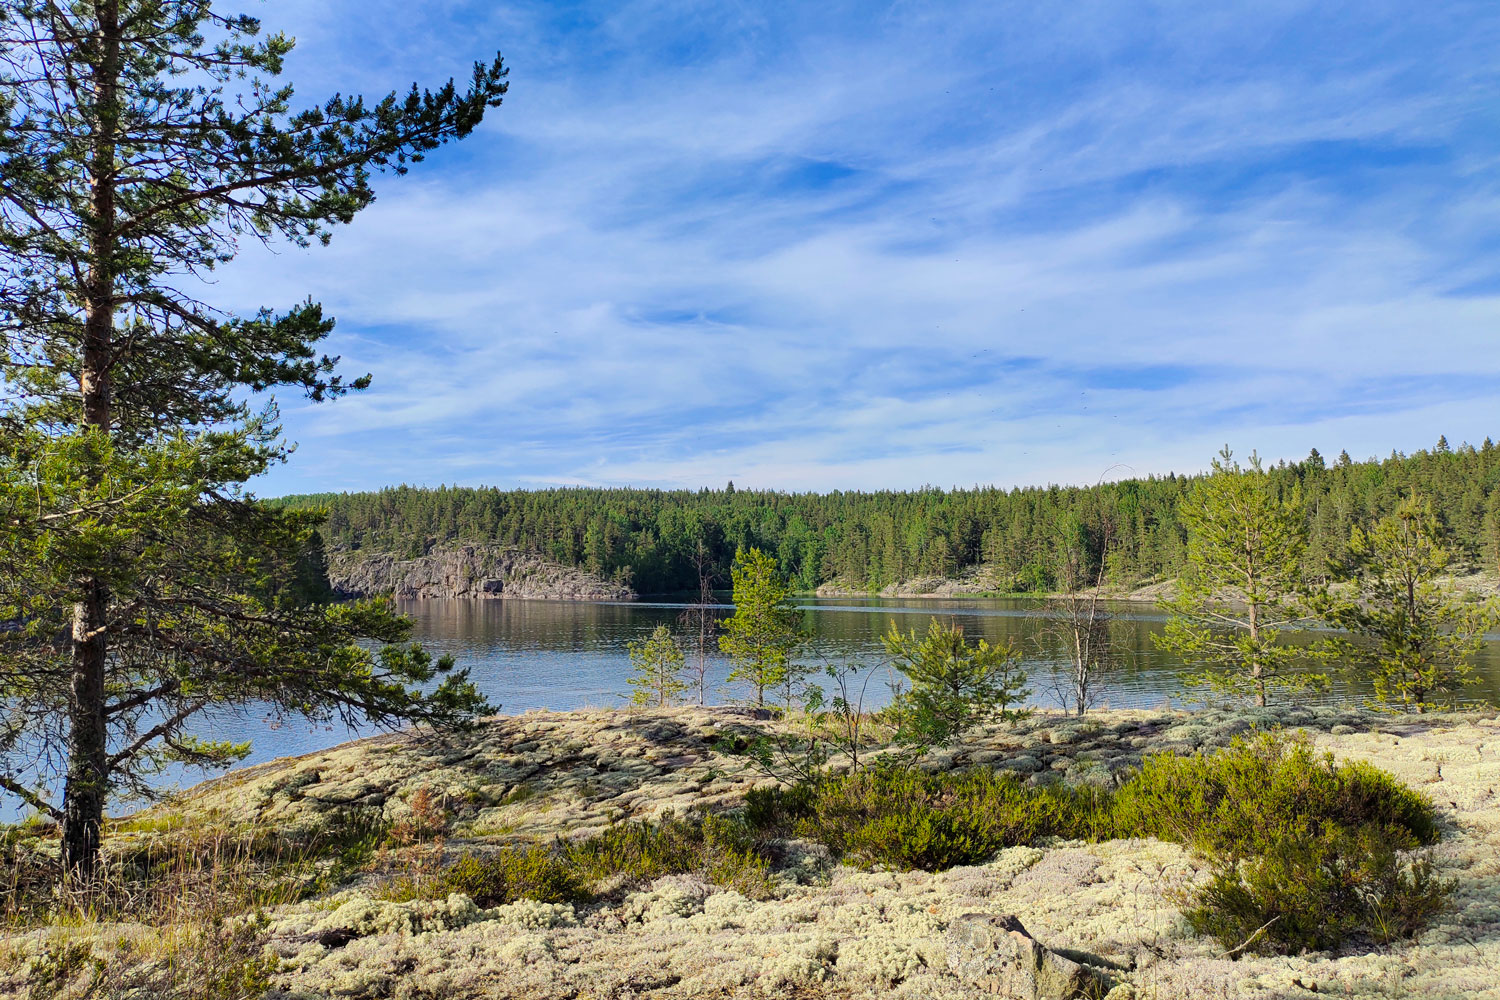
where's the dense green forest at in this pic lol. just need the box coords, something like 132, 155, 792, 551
274, 438, 1500, 594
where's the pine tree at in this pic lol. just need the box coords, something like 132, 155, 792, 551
718, 547, 803, 707
1319, 496, 1498, 713
1484, 489, 1500, 575
0, 2, 505, 876
1155, 448, 1325, 706
882, 618, 1029, 746
626, 625, 687, 708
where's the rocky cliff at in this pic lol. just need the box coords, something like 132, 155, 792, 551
328, 544, 635, 601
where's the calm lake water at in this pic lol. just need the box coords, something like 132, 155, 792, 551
178, 595, 1500, 785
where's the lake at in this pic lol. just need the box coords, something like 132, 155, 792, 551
178, 595, 1500, 783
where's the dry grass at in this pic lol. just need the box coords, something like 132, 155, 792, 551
0, 808, 406, 999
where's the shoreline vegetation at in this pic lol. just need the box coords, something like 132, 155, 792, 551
808, 570, 1500, 604
279, 437, 1500, 601
2, 704, 1496, 999
319, 542, 1500, 605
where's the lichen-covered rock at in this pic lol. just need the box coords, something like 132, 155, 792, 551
20, 706, 1499, 1000
946, 913, 1111, 999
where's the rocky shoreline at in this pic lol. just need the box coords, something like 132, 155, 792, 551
814, 569, 1500, 604
327, 544, 635, 602
812, 568, 1180, 601
132, 704, 1500, 1000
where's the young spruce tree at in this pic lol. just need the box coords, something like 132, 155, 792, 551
1155, 448, 1325, 707
0, 2, 507, 876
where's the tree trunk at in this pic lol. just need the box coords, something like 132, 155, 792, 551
1248, 598, 1266, 708
1073, 627, 1087, 716
62, 0, 121, 878
62, 582, 109, 877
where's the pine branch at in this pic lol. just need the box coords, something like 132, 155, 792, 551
0, 775, 62, 820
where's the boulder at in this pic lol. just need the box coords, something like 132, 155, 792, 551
946, 913, 1111, 999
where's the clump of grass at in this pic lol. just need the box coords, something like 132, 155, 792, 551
497, 782, 537, 806
0, 825, 298, 1000
387, 812, 777, 909
8, 915, 279, 1000
0, 802, 420, 998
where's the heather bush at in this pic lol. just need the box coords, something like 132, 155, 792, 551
1186, 829, 1450, 955
391, 813, 777, 909
567, 813, 775, 899
755, 765, 1110, 871
1109, 732, 1439, 854
435, 847, 586, 906
743, 781, 817, 833
1108, 733, 1448, 954
745, 732, 1449, 955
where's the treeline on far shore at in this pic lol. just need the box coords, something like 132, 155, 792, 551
273, 436, 1500, 594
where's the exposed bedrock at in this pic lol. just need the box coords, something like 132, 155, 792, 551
328, 544, 635, 601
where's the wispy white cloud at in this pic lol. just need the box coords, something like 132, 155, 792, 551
208, 0, 1500, 495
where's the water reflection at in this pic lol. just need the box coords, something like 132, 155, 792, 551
171, 596, 1500, 783
403, 595, 1500, 714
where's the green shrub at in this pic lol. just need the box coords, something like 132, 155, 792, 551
305, 807, 393, 868
1110, 734, 1445, 955
388, 813, 776, 907
744, 781, 816, 833
1109, 732, 1439, 855
375, 733, 1448, 957
436, 846, 587, 906
776, 766, 1111, 871
744, 732, 1449, 955
567, 813, 775, 899
1185, 829, 1450, 955
1330, 760, 1441, 845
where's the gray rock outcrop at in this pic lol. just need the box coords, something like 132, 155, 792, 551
946, 913, 1112, 999
328, 544, 635, 601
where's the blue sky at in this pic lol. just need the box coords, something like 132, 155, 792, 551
223, 0, 1500, 495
